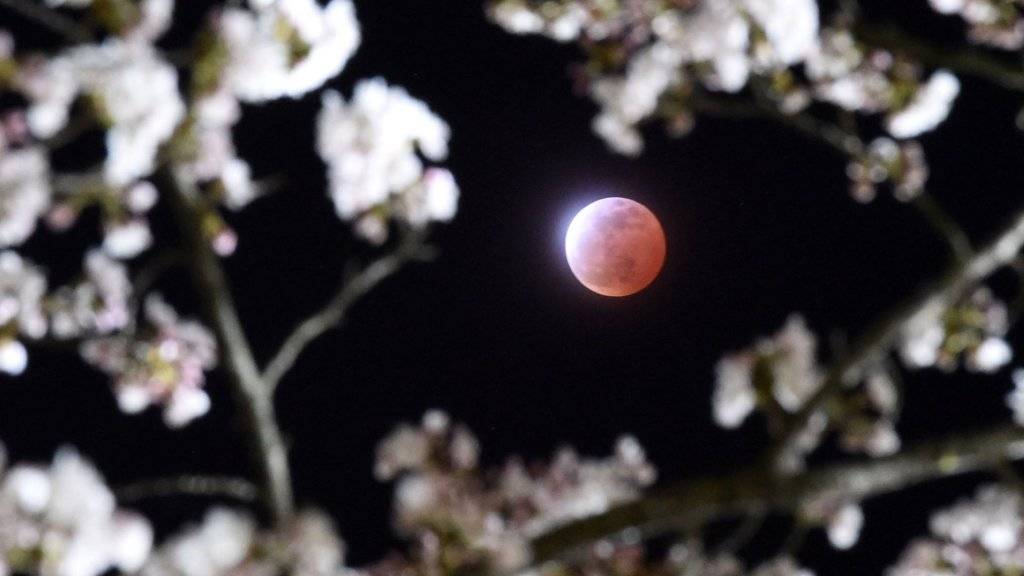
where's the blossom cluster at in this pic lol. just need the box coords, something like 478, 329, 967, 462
0, 442, 152, 576
142, 507, 345, 576
898, 287, 1013, 374
372, 410, 655, 572
888, 485, 1024, 575
712, 315, 900, 472
487, 0, 962, 204
0, 0, 460, 428
929, 0, 1024, 49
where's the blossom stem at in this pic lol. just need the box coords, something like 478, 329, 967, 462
164, 172, 294, 522
262, 232, 436, 393
530, 423, 1024, 564
0, 0, 93, 43
115, 475, 258, 503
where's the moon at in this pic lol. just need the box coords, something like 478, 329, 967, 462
565, 197, 666, 297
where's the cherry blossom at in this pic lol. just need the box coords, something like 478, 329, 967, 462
0, 251, 46, 374
0, 147, 51, 248
216, 0, 361, 103
317, 78, 458, 243
0, 445, 153, 576
81, 294, 216, 428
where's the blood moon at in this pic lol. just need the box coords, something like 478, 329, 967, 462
564, 197, 666, 297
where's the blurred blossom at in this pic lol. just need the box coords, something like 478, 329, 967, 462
217, 0, 361, 103
886, 70, 961, 139
81, 294, 216, 428
0, 147, 51, 248
889, 485, 1024, 574
0, 251, 45, 374
929, 0, 1024, 49
1007, 368, 1024, 425
103, 218, 153, 259
898, 287, 1012, 373
142, 507, 345, 576
317, 78, 458, 243
0, 446, 153, 576
847, 138, 928, 203
712, 315, 822, 429
373, 411, 655, 573
49, 250, 130, 338
19, 41, 185, 187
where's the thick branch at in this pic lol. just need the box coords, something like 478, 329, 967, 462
531, 423, 1024, 564
116, 475, 257, 503
262, 234, 434, 392
0, 0, 92, 43
165, 174, 294, 522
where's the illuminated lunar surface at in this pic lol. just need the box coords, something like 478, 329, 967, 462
565, 197, 666, 297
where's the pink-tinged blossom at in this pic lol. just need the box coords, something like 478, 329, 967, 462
928, 0, 1024, 49
316, 78, 458, 243
0, 147, 51, 248
0, 251, 46, 374
81, 294, 216, 428
217, 0, 361, 103
0, 446, 153, 576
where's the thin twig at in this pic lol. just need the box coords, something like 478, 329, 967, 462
0, 0, 92, 43
529, 422, 1024, 564
262, 234, 436, 393
163, 171, 294, 522
912, 193, 974, 266
116, 475, 258, 503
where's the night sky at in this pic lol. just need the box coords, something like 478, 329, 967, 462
3, 0, 1024, 574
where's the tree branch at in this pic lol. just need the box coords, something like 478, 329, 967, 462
530, 422, 1024, 564
770, 205, 1024, 465
164, 172, 294, 522
116, 475, 258, 503
262, 233, 435, 393
0, 0, 93, 43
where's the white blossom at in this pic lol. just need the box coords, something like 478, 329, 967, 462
103, 218, 153, 259
0, 147, 51, 247
886, 70, 961, 139
827, 502, 865, 550
317, 78, 457, 242
1007, 368, 1024, 426
218, 0, 361, 103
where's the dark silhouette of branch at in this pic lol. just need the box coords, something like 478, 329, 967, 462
262, 233, 436, 393
164, 172, 294, 522
531, 423, 1024, 564
116, 475, 258, 503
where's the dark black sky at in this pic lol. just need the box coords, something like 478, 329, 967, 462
3, 0, 1024, 574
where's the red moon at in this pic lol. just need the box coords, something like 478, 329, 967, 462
565, 197, 666, 297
